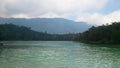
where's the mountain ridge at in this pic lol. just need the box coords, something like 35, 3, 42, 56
0, 18, 91, 34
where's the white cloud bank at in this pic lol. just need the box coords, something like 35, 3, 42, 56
0, 0, 108, 17
0, 0, 120, 25
76, 10, 120, 25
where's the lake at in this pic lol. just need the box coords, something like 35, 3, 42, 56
0, 41, 120, 68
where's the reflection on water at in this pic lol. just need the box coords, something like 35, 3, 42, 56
0, 41, 120, 68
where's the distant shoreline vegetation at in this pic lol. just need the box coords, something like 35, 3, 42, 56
1, 22, 120, 44
0, 24, 75, 41
74, 22, 120, 44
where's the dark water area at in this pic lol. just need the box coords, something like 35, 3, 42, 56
0, 41, 120, 68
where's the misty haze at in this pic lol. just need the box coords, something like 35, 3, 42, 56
0, 0, 120, 68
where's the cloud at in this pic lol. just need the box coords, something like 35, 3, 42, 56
76, 10, 120, 25
76, 13, 105, 25
0, 0, 108, 18
103, 10, 120, 24
2, 0, 119, 26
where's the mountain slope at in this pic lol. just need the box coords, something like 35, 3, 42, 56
74, 22, 120, 44
0, 18, 91, 34
0, 24, 75, 41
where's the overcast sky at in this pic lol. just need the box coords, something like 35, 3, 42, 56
0, 0, 120, 25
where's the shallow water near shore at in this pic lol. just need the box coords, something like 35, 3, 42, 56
0, 41, 120, 68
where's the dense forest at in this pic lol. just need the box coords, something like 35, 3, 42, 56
74, 22, 120, 44
0, 24, 75, 41
1, 22, 120, 43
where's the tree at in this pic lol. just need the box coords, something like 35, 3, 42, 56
0, 24, 75, 41
74, 22, 120, 44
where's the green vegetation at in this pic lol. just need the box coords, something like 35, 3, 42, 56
74, 22, 120, 44
0, 24, 75, 41
1, 22, 120, 44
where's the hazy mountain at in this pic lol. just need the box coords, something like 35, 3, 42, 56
0, 18, 91, 34
0, 24, 75, 41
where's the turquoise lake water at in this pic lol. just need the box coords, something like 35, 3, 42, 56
0, 41, 120, 68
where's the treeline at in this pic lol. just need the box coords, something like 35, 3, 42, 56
0, 24, 75, 41
74, 22, 120, 44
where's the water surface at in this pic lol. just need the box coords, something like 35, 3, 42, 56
0, 41, 120, 68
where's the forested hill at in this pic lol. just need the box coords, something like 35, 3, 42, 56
74, 22, 120, 44
0, 24, 75, 41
